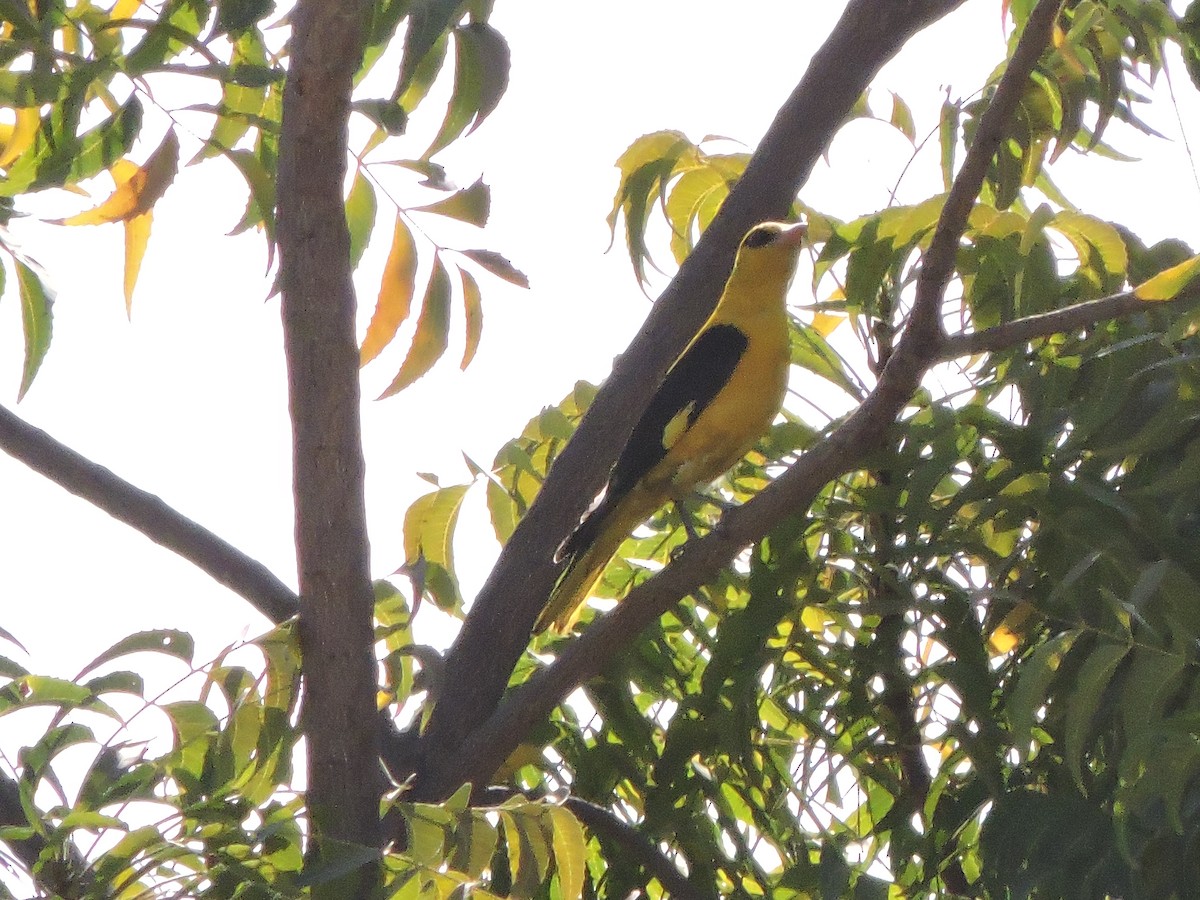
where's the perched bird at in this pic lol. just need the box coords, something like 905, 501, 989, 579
536, 220, 808, 633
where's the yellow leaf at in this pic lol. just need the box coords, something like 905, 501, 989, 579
811, 311, 844, 337
123, 210, 152, 316
360, 216, 418, 365
56, 130, 179, 226
459, 267, 482, 369
800, 605, 829, 634
378, 255, 452, 398
988, 600, 1038, 655
0, 107, 39, 169
111, 0, 141, 16
1134, 253, 1200, 302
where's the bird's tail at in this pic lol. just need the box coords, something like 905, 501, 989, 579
535, 488, 661, 633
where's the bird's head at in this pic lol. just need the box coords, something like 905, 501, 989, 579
726, 220, 808, 300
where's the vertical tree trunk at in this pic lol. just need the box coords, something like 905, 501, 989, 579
276, 0, 380, 890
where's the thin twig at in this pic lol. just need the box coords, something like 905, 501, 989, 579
938, 286, 1200, 359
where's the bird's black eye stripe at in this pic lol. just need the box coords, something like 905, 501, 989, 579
742, 226, 779, 249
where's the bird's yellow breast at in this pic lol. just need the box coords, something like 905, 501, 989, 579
645, 308, 790, 493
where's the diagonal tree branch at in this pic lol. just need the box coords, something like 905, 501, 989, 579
416, 0, 1065, 800
0, 404, 297, 624
411, 0, 971, 800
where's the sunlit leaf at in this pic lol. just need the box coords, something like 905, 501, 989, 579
56, 129, 179, 226
361, 216, 419, 366
379, 254, 453, 396
545, 806, 586, 900
123, 209, 152, 315
0, 107, 38, 169
1134, 253, 1200, 301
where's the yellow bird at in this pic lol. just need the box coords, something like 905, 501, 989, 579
536, 221, 807, 633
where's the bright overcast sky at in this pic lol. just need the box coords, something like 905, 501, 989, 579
2, 1, 1198, 681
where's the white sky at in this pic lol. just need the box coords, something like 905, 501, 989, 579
2, 0, 1199, 686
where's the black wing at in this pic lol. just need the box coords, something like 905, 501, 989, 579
607, 322, 748, 499
560, 323, 748, 560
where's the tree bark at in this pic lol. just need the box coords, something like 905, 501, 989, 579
276, 0, 379, 888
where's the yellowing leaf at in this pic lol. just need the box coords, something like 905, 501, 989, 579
378, 255, 452, 397
0, 107, 39, 169
57, 129, 179, 226
546, 806, 587, 900
361, 216, 418, 366
414, 177, 490, 226
811, 311, 844, 337
1134, 253, 1200, 302
459, 267, 482, 369
988, 600, 1038, 655
123, 209, 152, 315
402, 483, 469, 572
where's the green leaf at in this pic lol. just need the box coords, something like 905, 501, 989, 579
345, 169, 377, 271
790, 321, 863, 399
75, 630, 194, 681
545, 806, 586, 900
448, 812, 498, 879
607, 130, 698, 284
379, 254, 453, 397
402, 484, 470, 610
1008, 629, 1080, 752
226, 147, 276, 240
423, 22, 510, 158
1064, 638, 1130, 789
939, 100, 959, 190
0, 676, 92, 716
396, 0, 465, 99
889, 91, 915, 142
15, 262, 52, 401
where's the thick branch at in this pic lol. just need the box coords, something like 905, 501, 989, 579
0, 404, 297, 623
412, 0, 970, 800
418, 0, 1063, 799
277, 0, 379, 876
938, 286, 1200, 359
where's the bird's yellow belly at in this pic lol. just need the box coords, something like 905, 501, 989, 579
651, 338, 789, 493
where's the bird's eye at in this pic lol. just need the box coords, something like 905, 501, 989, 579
742, 226, 779, 249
